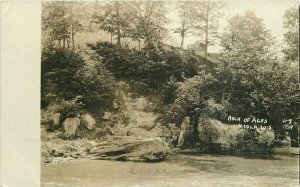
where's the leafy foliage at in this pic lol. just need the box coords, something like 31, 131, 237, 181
88, 42, 204, 94
174, 2, 195, 48
163, 72, 218, 126
41, 47, 116, 113
217, 11, 299, 131
189, 1, 225, 58
165, 11, 299, 139
282, 7, 299, 62
42, 1, 85, 49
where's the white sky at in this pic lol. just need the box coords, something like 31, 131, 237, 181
166, 0, 299, 53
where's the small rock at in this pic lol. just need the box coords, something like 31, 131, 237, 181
103, 125, 115, 135
103, 112, 112, 120
112, 100, 119, 109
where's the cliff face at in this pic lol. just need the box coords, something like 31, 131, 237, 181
197, 117, 276, 153
41, 81, 172, 163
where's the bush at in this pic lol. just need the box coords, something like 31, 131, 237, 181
87, 42, 204, 95
163, 72, 218, 126
216, 58, 299, 133
41, 47, 117, 115
55, 96, 84, 119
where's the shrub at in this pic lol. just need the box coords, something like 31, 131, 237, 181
41, 47, 117, 116
55, 96, 84, 119
163, 72, 218, 126
87, 42, 204, 95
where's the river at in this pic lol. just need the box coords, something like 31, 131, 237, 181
41, 154, 299, 187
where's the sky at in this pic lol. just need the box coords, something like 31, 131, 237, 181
165, 0, 299, 53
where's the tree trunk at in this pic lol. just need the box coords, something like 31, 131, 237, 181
180, 18, 186, 48
71, 24, 75, 51
138, 39, 141, 51
181, 33, 185, 49
110, 32, 113, 44
157, 29, 161, 48
116, 3, 121, 48
117, 27, 121, 47
63, 38, 66, 49
204, 4, 209, 59
67, 38, 70, 48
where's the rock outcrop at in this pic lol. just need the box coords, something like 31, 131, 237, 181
42, 136, 170, 163
89, 136, 170, 161
63, 118, 80, 138
197, 117, 275, 152
198, 118, 244, 149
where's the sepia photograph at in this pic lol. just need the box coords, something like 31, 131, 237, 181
39, 0, 299, 186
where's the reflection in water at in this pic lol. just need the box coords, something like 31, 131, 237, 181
41, 154, 299, 187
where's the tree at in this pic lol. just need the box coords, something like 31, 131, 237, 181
218, 11, 276, 112
120, 2, 144, 50
174, 2, 194, 48
135, 1, 168, 49
91, 2, 130, 47
219, 10, 276, 66
42, 1, 83, 50
217, 10, 299, 133
42, 2, 69, 48
190, 1, 225, 59
282, 7, 299, 62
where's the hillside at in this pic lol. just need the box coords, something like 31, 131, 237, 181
74, 31, 217, 74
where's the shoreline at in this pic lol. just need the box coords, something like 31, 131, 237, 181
41, 138, 299, 165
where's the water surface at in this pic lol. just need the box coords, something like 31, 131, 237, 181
41, 154, 299, 187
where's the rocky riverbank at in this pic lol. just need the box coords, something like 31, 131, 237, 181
41, 81, 298, 164
42, 136, 171, 164
41, 82, 175, 164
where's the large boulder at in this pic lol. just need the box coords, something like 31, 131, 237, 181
63, 118, 80, 138
82, 114, 96, 130
51, 113, 61, 127
257, 128, 275, 146
133, 97, 148, 111
89, 136, 170, 161
197, 117, 275, 152
198, 118, 244, 148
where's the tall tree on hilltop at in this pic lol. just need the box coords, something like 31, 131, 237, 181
137, 1, 168, 50
282, 6, 299, 63
91, 2, 130, 47
123, 2, 144, 50
42, 1, 83, 50
217, 11, 299, 133
220, 10, 276, 66
174, 2, 194, 48
190, 1, 225, 59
